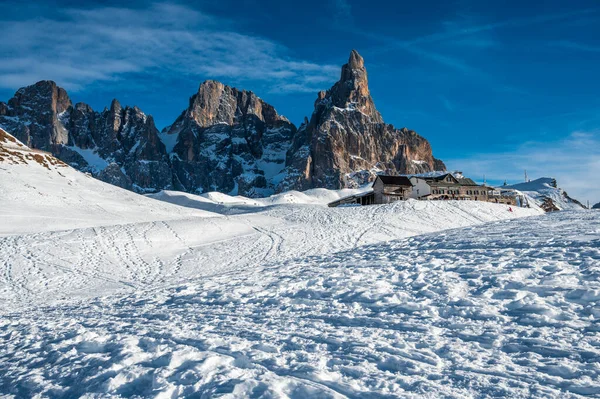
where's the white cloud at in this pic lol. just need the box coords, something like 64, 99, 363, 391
0, 2, 339, 94
444, 131, 600, 206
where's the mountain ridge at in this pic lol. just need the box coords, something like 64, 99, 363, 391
0, 50, 444, 196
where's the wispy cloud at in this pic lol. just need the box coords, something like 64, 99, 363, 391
438, 95, 454, 112
360, 7, 598, 77
551, 40, 600, 53
0, 2, 339, 93
449, 37, 498, 48
405, 8, 599, 47
332, 0, 353, 27
445, 131, 600, 205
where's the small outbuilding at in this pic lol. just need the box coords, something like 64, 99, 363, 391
328, 175, 413, 207
372, 175, 413, 204
327, 190, 375, 207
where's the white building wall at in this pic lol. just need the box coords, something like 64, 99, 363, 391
409, 177, 431, 199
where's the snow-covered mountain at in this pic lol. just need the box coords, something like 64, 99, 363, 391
161, 80, 297, 197
0, 50, 444, 197
504, 177, 585, 211
0, 127, 213, 235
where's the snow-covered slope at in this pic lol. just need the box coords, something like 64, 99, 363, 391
0, 198, 540, 306
7, 127, 584, 398
505, 178, 585, 211
148, 186, 372, 213
0, 128, 215, 236
1, 211, 598, 398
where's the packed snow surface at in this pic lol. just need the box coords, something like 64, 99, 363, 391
2, 210, 599, 398
0, 199, 539, 305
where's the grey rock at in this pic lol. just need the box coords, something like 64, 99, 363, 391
97, 163, 133, 191
0, 82, 173, 193
164, 80, 296, 196
0, 80, 71, 150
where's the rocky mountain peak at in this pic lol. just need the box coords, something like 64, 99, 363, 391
11, 80, 72, 115
279, 50, 444, 191
0, 80, 71, 149
0, 81, 172, 193
347, 49, 364, 69
110, 99, 122, 113
164, 80, 297, 196
320, 50, 382, 123
184, 80, 288, 129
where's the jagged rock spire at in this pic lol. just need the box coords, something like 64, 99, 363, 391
319, 49, 383, 123
278, 49, 445, 192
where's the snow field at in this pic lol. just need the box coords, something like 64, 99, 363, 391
0, 159, 215, 237
1, 211, 599, 398
0, 200, 539, 307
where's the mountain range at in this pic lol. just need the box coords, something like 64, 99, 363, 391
0, 50, 444, 197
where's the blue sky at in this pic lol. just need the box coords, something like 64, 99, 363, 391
1, 0, 599, 204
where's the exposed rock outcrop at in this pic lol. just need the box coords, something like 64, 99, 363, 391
0, 51, 445, 196
97, 163, 133, 191
0, 81, 71, 151
593, 202, 600, 209
163, 80, 296, 196
279, 50, 445, 191
0, 83, 172, 193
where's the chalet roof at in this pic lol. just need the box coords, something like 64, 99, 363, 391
457, 177, 478, 186
413, 173, 452, 182
375, 175, 412, 186
415, 173, 482, 187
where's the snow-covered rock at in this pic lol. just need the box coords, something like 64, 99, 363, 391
0, 82, 172, 193
505, 177, 585, 211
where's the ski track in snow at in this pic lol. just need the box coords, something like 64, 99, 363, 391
2, 202, 600, 397
0, 200, 538, 307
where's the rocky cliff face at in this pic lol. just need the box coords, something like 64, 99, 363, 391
162, 80, 296, 196
0, 81, 173, 193
0, 51, 445, 196
0, 81, 71, 151
279, 50, 445, 191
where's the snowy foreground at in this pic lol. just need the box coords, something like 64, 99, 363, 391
1, 207, 600, 397
2, 131, 599, 397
